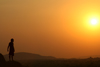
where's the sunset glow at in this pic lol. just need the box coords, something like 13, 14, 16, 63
1, 0, 100, 59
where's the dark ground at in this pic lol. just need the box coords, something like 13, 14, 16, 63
1, 53, 100, 67
19, 58, 100, 67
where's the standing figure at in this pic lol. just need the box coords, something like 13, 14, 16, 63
7, 38, 15, 61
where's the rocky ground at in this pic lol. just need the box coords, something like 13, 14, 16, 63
0, 53, 22, 67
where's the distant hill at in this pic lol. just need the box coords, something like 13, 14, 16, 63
4, 52, 56, 61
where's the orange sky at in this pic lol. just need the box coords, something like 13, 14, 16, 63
0, 0, 100, 58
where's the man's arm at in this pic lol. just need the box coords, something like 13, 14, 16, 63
13, 43, 15, 52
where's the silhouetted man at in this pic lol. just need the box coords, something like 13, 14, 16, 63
7, 38, 15, 61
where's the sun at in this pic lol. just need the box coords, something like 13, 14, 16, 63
90, 19, 98, 25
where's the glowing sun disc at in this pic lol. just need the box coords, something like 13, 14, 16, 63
91, 19, 98, 25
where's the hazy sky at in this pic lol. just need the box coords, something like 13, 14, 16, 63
1, 0, 100, 58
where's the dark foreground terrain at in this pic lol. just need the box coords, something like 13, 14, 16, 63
1, 53, 100, 67
19, 58, 100, 67
0, 53, 22, 67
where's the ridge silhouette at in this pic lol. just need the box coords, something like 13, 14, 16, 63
4, 52, 56, 61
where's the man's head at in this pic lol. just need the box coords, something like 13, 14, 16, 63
11, 38, 14, 42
